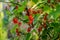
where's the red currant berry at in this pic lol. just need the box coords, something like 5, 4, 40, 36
27, 27, 31, 32
38, 26, 42, 32
43, 23, 46, 28
29, 15, 34, 20
28, 8, 31, 13
18, 22, 21, 26
37, 9, 43, 14
15, 5, 18, 9
26, 13, 29, 16
17, 33, 20, 36
29, 21, 33, 24
32, 10, 37, 14
13, 17, 18, 24
44, 13, 48, 20
16, 28, 19, 33
37, 10, 40, 13
28, 15, 34, 24
45, 13, 48, 16
47, 0, 50, 3
44, 16, 47, 20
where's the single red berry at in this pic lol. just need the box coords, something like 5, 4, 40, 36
38, 26, 42, 32
37, 10, 40, 13
28, 15, 34, 24
38, 38, 41, 40
32, 10, 37, 14
17, 33, 20, 36
29, 20, 33, 24
47, 0, 50, 3
13, 17, 18, 24
45, 13, 48, 16
43, 23, 46, 28
58, 0, 60, 2
15, 5, 18, 9
44, 13, 48, 20
18, 22, 21, 26
28, 8, 31, 13
56, 0, 60, 2
27, 27, 31, 32
44, 16, 47, 20
29, 15, 34, 20
16, 28, 19, 33
26, 13, 29, 16
37, 9, 43, 14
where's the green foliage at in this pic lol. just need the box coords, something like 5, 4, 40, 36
33, 14, 40, 25
26, 33, 32, 40
23, 16, 29, 23
11, 24, 18, 33
3, 0, 60, 40
32, 0, 39, 3
42, 29, 47, 40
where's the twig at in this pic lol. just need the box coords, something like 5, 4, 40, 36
31, 1, 43, 9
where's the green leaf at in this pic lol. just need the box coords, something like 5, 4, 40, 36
13, 9, 17, 14
47, 27, 53, 32
42, 29, 47, 40
42, 0, 48, 3
51, 0, 55, 3
43, 5, 52, 14
18, 6, 25, 13
34, 22, 40, 28
32, 0, 38, 3
14, 37, 19, 40
23, 16, 28, 20
26, 33, 32, 40
33, 14, 40, 25
5, 10, 11, 16
22, 0, 27, 7
13, 6, 24, 14
32, 29, 37, 33
11, 24, 18, 33
23, 19, 29, 23
22, 16, 29, 23
31, 32, 39, 40
51, 22, 59, 27
49, 4, 60, 19
52, 31, 58, 40
10, 0, 15, 2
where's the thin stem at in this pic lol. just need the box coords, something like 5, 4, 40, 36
47, 32, 52, 39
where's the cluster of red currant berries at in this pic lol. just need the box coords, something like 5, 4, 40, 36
13, 17, 21, 36
16, 28, 20, 36
13, 17, 21, 26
